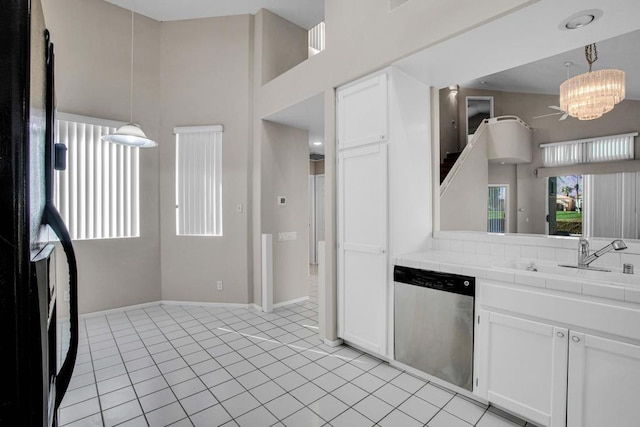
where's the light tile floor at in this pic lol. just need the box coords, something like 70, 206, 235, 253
59, 268, 533, 427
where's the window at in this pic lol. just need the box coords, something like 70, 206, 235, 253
55, 113, 139, 240
541, 132, 637, 167
548, 175, 582, 236
308, 21, 325, 57
488, 185, 508, 233
175, 125, 223, 236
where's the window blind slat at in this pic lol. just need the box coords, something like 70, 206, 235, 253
54, 116, 139, 240
542, 133, 636, 167
175, 128, 223, 236
70, 122, 78, 240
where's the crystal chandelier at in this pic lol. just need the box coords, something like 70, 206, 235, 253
559, 43, 625, 121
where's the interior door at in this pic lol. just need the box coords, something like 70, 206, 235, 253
338, 144, 388, 355
567, 332, 640, 427
477, 310, 568, 427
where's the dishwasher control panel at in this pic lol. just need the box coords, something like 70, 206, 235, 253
393, 266, 475, 297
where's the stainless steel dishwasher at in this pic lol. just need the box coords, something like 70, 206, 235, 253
394, 266, 475, 391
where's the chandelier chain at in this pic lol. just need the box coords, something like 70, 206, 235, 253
585, 43, 598, 72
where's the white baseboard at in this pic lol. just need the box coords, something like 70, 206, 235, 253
273, 296, 309, 308
161, 300, 253, 309
323, 338, 344, 347
80, 296, 309, 320
80, 301, 161, 319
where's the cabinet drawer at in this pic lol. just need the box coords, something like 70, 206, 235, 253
479, 281, 640, 342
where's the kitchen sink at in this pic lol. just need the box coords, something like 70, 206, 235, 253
492, 258, 638, 286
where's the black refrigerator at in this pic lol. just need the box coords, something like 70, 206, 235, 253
0, 0, 79, 425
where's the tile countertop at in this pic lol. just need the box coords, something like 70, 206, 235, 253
394, 250, 640, 305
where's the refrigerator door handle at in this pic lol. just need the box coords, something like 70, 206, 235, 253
44, 205, 78, 410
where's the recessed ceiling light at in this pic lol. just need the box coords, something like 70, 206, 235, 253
312, 141, 323, 146
560, 9, 603, 31
566, 15, 595, 29
479, 80, 487, 85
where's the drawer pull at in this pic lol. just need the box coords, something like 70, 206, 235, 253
557, 332, 565, 338
572, 336, 581, 343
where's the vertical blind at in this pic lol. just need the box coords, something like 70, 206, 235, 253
488, 186, 507, 233
55, 113, 140, 240
541, 132, 637, 167
175, 125, 223, 236
584, 172, 639, 239
308, 21, 325, 55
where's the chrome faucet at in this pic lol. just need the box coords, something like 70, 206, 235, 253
577, 238, 627, 269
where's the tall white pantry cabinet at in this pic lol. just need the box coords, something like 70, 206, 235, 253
336, 68, 431, 358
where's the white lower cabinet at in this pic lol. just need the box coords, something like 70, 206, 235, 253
567, 332, 640, 427
337, 143, 388, 355
477, 310, 640, 427
476, 310, 568, 427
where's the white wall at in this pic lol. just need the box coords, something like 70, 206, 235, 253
43, 0, 162, 314
261, 121, 310, 304
440, 131, 489, 232
258, 9, 308, 85
159, 16, 253, 304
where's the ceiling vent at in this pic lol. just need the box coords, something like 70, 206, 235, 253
310, 153, 325, 161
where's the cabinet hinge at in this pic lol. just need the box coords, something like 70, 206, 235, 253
477, 315, 480, 325
476, 378, 479, 387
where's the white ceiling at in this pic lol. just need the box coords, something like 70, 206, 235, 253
395, 0, 640, 99
461, 29, 640, 100
105, 0, 324, 29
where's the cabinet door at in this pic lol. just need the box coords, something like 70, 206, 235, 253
568, 332, 640, 427
337, 73, 388, 150
337, 144, 388, 355
477, 311, 568, 427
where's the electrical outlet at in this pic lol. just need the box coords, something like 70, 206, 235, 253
217, 281, 223, 291
63, 290, 70, 302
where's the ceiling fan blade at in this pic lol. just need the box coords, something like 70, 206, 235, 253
549, 105, 562, 111
559, 113, 569, 121
533, 112, 563, 119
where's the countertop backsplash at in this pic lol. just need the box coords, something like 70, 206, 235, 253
431, 231, 640, 272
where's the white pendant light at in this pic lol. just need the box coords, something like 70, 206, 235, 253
102, 7, 157, 148
559, 43, 625, 121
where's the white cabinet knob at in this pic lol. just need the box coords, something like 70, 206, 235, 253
557, 332, 565, 338
572, 336, 580, 343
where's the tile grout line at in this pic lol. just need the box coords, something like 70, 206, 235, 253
61, 318, 108, 427
155, 303, 290, 423
61, 276, 524, 427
